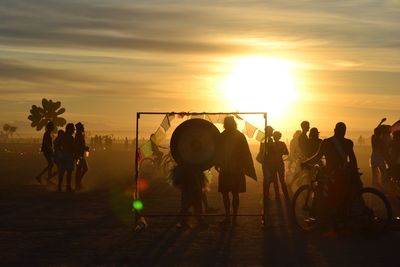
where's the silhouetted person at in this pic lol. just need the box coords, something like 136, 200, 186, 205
290, 121, 311, 189
289, 130, 302, 162
298, 120, 311, 159
269, 131, 290, 201
150, 133, 165, 167
371, 126, 387, 188
389, 131, 400, 180
36, 121, 55, 185
257, 126, 275, 226
301, 122, 362, 228
58, 123, 76, 192
75, 122, 89, 191
309, 127, 322, 157
53, 129, 64, 179
215, 116, 257, 226
381, 125, 392, 165
287, 130, 302, 179
172, 164, 207, 229
258, 126, 275, 198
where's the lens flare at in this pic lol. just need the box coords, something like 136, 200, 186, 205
132, 199, 144, 211
137, 178, 149, 192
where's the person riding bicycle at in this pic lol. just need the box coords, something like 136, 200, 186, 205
301, 122, 363, 224
150, 133, 165, 167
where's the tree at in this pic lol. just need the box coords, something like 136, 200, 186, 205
28, 98, 67, 131
3, 124, 17, 137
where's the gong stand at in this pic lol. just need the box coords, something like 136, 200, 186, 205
134, 112, 267, 229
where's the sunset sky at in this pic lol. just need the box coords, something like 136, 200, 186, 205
1, 0, 399, 137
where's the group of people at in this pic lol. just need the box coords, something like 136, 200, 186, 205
36, 121, 89, 192
171, 115, 368, 230
371, 119, 400, 189
287, 121, 322, 187
172, 116, 256, 228
90, 134, 113, 151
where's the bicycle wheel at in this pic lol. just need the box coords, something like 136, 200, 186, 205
289, 170, 309, 193
139, 157, 157, 177
360, 187, 392, 232
291, 184, 319, 232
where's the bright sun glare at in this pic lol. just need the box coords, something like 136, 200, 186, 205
220, 56, 298, 120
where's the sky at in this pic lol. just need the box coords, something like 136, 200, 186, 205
0, 0, 399, 137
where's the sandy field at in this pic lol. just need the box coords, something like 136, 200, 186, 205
0, 141, 399, 266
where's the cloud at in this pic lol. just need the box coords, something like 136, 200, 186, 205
1, 0, 399, 55
1, 0, 399, 130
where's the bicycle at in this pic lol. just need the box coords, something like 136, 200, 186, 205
139, 150, 175, 177
291, 164, 392, 234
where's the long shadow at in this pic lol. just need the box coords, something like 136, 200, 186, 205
136, 222, 183, 265
202, 225, 235, 267
155, 225, 209, 265
262, 196, 313, 266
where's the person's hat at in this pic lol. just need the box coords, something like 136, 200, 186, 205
310, 127, 319, 134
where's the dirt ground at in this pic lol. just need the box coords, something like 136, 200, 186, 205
0, 143, 400, 266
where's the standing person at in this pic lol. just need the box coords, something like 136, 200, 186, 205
215, 116, 257, 226
75, 122, 89, 191
298, 121, 311, 159
389, 130, 400, 181
370, 126, 387, 188
301, 122, 362, 232
35, 121, 55, 185
53, 129, 64, 178
269, 131, 290, 201
58, 123, 76, 192
171, 164, 207, 229
257, 126, 275, 200
309, 127, 322, 157
150, 133, 164, 167
289, 121, 311, 189
287, 130, 302, 180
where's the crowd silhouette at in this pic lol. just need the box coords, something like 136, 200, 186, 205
167, 116, 400, 231
36, 121, 89, 192
34, 115, 400, 232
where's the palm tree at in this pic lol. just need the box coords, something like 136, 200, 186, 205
28, 98, 67, 131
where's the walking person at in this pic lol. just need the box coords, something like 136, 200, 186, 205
58, 123, 76, 192
75, 122, 89, 191
35, 121, 55, 185
215, 116, 257, 226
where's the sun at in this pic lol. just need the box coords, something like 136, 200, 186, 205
219, 56, 299, 120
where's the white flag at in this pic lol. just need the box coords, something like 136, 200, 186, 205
244, 122, 257, 138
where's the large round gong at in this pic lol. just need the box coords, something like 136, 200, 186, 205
170, 118, 220, 170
